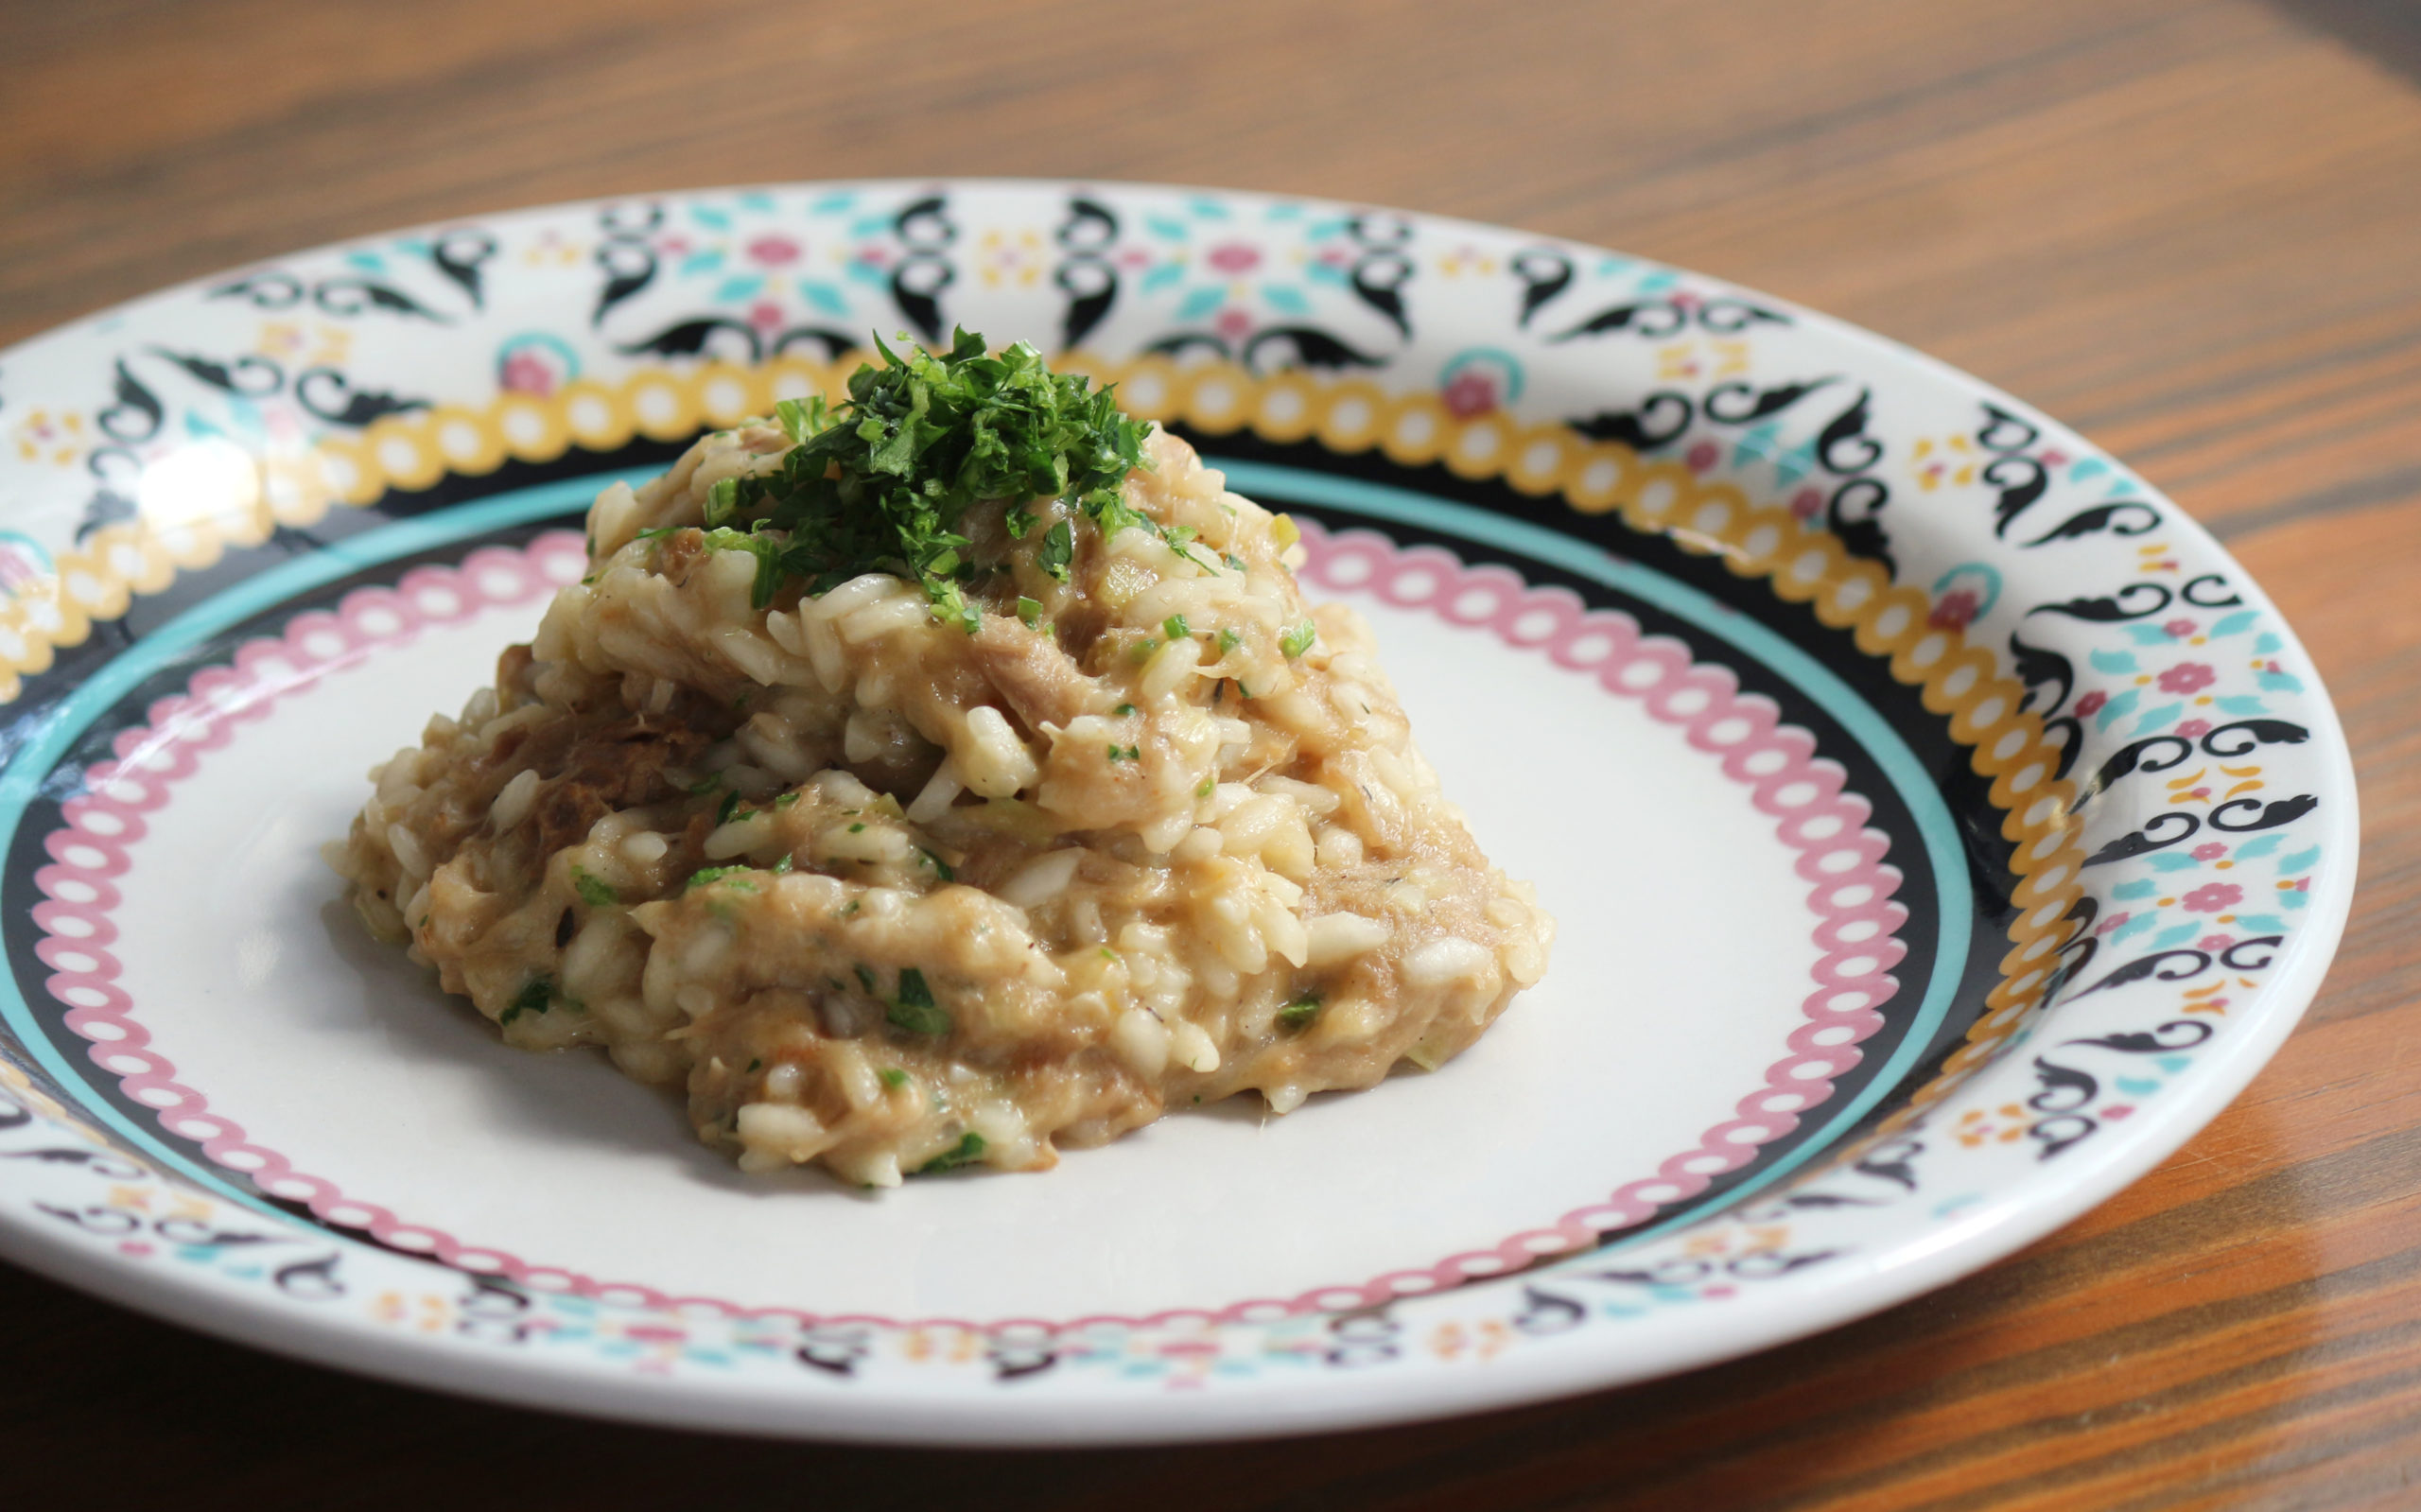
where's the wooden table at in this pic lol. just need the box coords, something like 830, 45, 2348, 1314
5, 1, 2416, 1503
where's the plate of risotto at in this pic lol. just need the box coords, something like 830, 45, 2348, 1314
0, 181, 2354, 1443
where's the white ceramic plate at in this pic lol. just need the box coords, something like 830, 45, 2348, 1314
0, 181, 2356, 1443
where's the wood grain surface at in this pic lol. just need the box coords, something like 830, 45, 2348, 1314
4, 1, 2417, 1505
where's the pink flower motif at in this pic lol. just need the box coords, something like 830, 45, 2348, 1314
1789, 487, 1823, 520
2104, 1105, 2134, 1121
500, 351, 557, 396
1442, 370, 1499, 418
2076, 689, 2108, 718
746, 235, 801, 267
1115, 248, 1152, 269
1685, 441, 1719, 473
1213, 306, 1254, 341
2096, 911, 2130, 935
2163, 617, 2197, 638
2158, 661, 2217, 695
2177, 718, 2212, 739
2199, 933, 2234, 951
2192, 843, 2228, 861
1205, 242, 1262, 274
1928, 589, 1981, 630
747, 301, 783, 333
2041, 447, 2069, 467
659, 235, 692, 256
2181, 882, 2243, 913
852, 244, 893, 269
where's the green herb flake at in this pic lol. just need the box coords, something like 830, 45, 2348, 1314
1281, 621, 1317, 658
499, 976, 553, 1026
773, 395, 831, 445
847, 822, 866, 833
855, 965, 878, 993
716, 790, 742, 826
914, 1131, 986, 1174
1099, 946, 1121, 964
917, 847, 957, 882
571, 867, 617, 908
1106, 744, 1141, 763
878, 1068, 909, 1090
684, 864, 754, 893
1196, 777, 1216, 798
746, 1058, 762, 1072
704, 476, 740, 530
1038, 519, 1075, 582
1224, 553, 1246, 573
774, 791, 801, 808
687, 772, 725, 795
1217, 626, 1243, 655
886, 968, 951, 1035
1114, 703, 1137, 717
1278, 996, 1323, 1031
773, 853, 795, 874
1017, 595, 1044, 629
1162, 614, 1190, 641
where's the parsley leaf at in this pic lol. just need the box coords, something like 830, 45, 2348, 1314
914, 1131, 986, 1173
1278, 996, 1322, 1031
878, 1067, 909, 1090
500, 976, 554, 1026
1038, 519, 1074, 582
716, 790, 742, 825
684, 865, 754, 892
1163, 614, 1190, 641
1017, 595, 1043, 629
1280, 621, 1317, 658
1217, 626, 1243, 655
886, 968, 950, 1034
571, 867, 617, 908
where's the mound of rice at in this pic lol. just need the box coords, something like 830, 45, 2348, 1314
333, 376, 1551, 1184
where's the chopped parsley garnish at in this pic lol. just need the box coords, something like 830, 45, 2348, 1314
847, 822, 866, 833
746, 1058, 762, 1072
914, 1131, 986, 1173
704, 329, 1152, 629
1114, 703, 1137, 717
684, 865, 754, 892
775, 791, 800, 808
773, 853, 795, 874
1281, 621, 1317, 658
917, 847, 956, 881
1106, 744, 1141, 762
571, 867, 617, 908
878, 1067, 909, 1090
705, 476, 740, 529
715, 790, 742, 825
1224, 553, 1246, 573
686, 772, 725, 795
1162, 614, 1190, 641
886, 968, 950, 1034
500, 976, 554, 1026
1017, 595, 1044, 629
1099, 946, 1121, 963
1217, 627, 1243, 655
855, 965, 878, 993
1278, 996, 1323, 1031
1195, 777, 1216, 798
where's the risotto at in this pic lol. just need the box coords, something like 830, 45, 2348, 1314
332, 333, 1553, 1184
